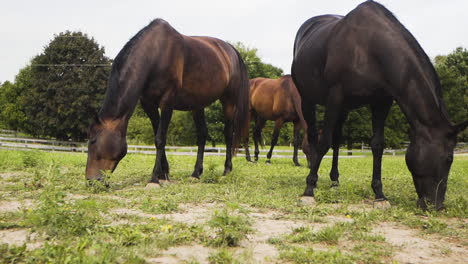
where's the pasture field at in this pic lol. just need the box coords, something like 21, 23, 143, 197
0, 149, 467, 263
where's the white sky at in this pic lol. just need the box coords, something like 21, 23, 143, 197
1, 0, 467, 82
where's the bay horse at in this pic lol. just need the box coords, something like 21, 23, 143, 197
244, 75, 307, 166
292, 1, 467, 210
86, 19, 249, 184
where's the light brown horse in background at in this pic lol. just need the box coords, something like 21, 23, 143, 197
245, 75, 307, 166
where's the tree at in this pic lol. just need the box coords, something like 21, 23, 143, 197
20, 31, 111, 141
0, 67, 32, 131
205, 42, 288, 147
435, 47, 468, 141
231, 42, 283, 79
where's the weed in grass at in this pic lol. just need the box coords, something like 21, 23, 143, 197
0, 211, 25, 230
23, 169, 44, 190
208, 248, 235, 264
140, 195, 179, 214
201, 162, 221, 184
0, 243, 27, 263
105, 225, 147, 247
208, 207, 252, 247
351, 241, 393, 263
20, 151, 42, 168
24, 186, 105, 237
279, 246, 354, 264
288, 224, 345, 245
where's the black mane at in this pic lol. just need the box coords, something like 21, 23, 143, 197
100, 19, 166, 119
362, 1, 444, 110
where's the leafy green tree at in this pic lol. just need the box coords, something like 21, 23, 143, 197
435, 47, 468, 141
21, 31, 111, 140
0, 67, 32, 131
231, 42, 283, 79
342, 107, 372, 151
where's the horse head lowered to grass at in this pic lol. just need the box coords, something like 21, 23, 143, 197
86, 19, 249, 185
291, 1, 468, 210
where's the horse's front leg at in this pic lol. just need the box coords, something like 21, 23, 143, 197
370, 99, 392, 201
151, 105, 173, 183
191, 109, 207, 178
141, 98, 170, 181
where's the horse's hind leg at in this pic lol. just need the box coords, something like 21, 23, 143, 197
329, 112, 347, 187
293, 121, 302, 166
141, 99, 169, 182
370, 99, 392, 201
253, 114, 265, 162
304, 85, 344, 197
244, 111, 253, 162
302, 102, 318, 196
191, 109, 207, 178
266, 119, 284, 164
221, 101, 235, 175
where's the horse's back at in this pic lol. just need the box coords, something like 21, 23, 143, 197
292, 1, 420, 106
250, 76, 299, 121
171, 36, 238, 110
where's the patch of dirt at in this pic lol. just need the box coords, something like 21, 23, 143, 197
373, 222, 467, 264
0, 172, 23, 180
110, 203, 218, 225
0, 199, 34, 212
242, 209, 340, 263
0, 229, 42, 249
146, 245, 212, 264
117, 203, 468, 263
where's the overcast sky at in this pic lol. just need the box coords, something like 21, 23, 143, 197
1, 0, 467, 82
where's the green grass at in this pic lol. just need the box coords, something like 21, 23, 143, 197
0, 149, 466, 263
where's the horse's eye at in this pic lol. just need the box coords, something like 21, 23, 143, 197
90, 139, 97, 145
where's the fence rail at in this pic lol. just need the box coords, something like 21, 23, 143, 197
0, 132, 466, 158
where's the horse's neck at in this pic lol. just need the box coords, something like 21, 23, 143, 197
396, 90, 451, 140
99, 64, 146, 125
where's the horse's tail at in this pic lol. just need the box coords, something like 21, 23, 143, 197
230, 47, 250, 152
289, 78, 307, 132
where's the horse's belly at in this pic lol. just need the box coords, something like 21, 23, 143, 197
173, 92, 220, 110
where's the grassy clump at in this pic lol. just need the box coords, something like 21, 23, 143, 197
24, 191, 105, 237
279, 246, 354, 264
207, 207, 252, 247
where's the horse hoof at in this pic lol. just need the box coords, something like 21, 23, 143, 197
373, 200, 391, 209
266, 160, 271, 165
330, 181, 339, 188
145, 182, 161, 189
299, 196, 316, 206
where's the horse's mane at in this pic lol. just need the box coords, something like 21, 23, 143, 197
362, 1, 445, 114
100, 19, 166, 119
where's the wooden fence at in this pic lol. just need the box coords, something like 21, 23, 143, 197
0, 130, 466, 158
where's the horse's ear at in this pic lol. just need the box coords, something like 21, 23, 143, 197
454, 120, 468, 135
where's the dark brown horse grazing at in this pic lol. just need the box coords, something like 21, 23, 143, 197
86, 19, 249, 184
292, 1, 467, 210
244, 75, 307, 166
